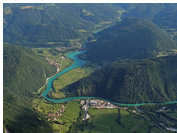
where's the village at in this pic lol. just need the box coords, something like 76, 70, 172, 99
54, 45, 79, 51
80, 99, 119, 120
46, 104, 65, 121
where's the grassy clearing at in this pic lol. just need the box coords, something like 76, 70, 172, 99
85, 108, 127, 133
32, 99, 62, 115
78, 108, 153, 133
58, 100, 81, 133
121, 111, 150, 133
20, 6, 34, 9
52, 66, 95, 98
171, 49, 177, 52
165, 112, 177, 118
150, 127, 163, 133
157, 49, 177, 57
33, 48, 63, 59
82, 9, 94, 16
33, 48, 74, 71
3, 6, 12, 15
32, 99, 81, 132
78, 29, 87, 33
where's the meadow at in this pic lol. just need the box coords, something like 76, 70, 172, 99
32, 99, 81, 132
51, 66, 95, 99
33, 48, 74, 71
77, 108, 161, 133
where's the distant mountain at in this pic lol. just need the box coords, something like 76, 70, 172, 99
3, 3, 122, 47
63, 55, 177, 104
153, 4, 177, 29
115, 3, 138, 11
122, 3, 165, 20
3, 44, 55, 132
83, 18, 176, 65
119, 3, 177, 41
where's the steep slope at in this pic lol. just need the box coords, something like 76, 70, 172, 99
3, 3, 122, 47
3, 44, 56, 132
63, 55, 177, 104
84, 18, 176, 65
153, 4, 177, 29
122, 3, 165, 20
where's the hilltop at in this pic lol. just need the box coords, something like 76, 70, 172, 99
3, 3, 123, 47
83, 18, 176, 65
63, 55, 177, 104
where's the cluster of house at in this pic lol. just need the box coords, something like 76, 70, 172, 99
46, 105, 65, 121
81, 99, 118, 109
45, 57, 59, 67
54, 46, 78, 51
45, 57, 60, 72
80, 99, 119, 121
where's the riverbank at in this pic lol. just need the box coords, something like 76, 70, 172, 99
42, 51, 177, 107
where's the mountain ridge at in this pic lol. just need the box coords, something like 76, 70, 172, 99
83, 18, 176, 65
3, 44, 56, 132
63, 55, 177, 104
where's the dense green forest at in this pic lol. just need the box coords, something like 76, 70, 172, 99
3, 3, 123, 47
153, 4, 177, 28
83, 18, 176, 65
63, 55, 177, 104
3, 44, 56, 132
120, 3, 177, 28
118, 3, 177, 41
4, 3, 177, 47
3, 3, 177, 132
121, 3, 166, 20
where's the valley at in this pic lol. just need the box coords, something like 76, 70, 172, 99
30, 47, 177, 132
3, 3, 177, 133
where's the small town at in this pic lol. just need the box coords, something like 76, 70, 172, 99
46, 104, 65, 121
54, 46, 79, 51
45, 57, 60, 67
45, 56, 65, 72
80, 99, 118, 120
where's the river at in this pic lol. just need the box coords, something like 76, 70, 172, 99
42, 51, 177, 106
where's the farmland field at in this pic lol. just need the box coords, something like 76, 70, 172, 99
51, 66, 95, 98
78, 108, 155, 133
166, 112, 177, 118
32, 99, 81, 132
33, 48, 74, 72
59, 100, 81, 133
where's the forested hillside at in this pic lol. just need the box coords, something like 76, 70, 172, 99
118, 3, 177, 41
153, 4, 177, 28
63, 55, 177, 104
3, 3, 123, 47
3, 44, 56, 132
3, 3, 177, 132
4, 3, 177, 47
121, 3, 166, 20
83, 18, 176, 65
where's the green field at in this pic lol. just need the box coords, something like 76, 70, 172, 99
33, 48, 74, 71
157, 49, 177, 57
58, 100, 81, 133
32, 99, 81, 132
150, 127, 164, 133
32, 99, 62, 115
33, 48, 63, 59
51, 66, 95, 98
166, 112, 177, 118
77, 108, 155, 133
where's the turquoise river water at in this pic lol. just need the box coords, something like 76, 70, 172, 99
42, 51, 177, 106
